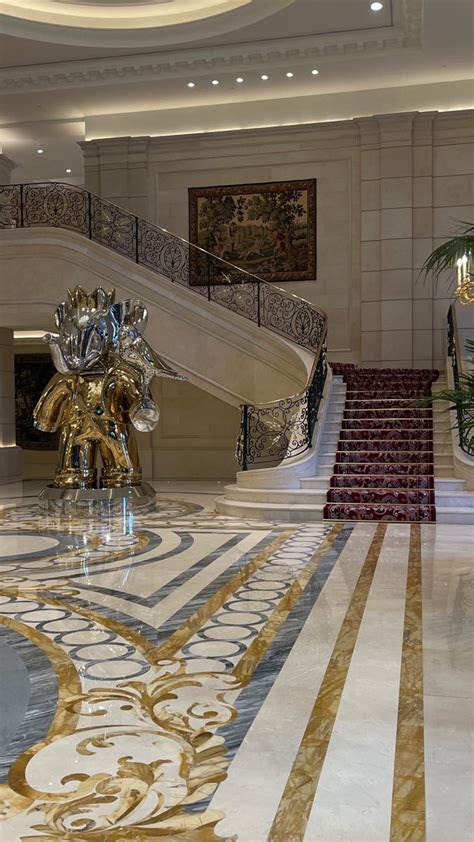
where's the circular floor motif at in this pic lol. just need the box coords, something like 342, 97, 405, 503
0, 497, 203, 533
0, 535, 59, 560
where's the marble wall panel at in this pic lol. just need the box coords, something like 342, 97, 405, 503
81, 110, 474, 372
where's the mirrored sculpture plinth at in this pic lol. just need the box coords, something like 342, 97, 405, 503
38, 481, 157, 515
34, 286, 185, 504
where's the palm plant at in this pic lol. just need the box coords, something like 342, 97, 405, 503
417, 340, 474, 455
418, 223, 474, 455
422, 221, 474, 284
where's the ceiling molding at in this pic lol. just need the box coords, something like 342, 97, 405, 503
0, 0, 423, 94
0, 0, 295, 48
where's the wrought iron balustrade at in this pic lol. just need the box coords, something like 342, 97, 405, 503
0, 180, 328, 470
0, 181, 326, 355
447, 305, 474, 457
237, 336, 327, 470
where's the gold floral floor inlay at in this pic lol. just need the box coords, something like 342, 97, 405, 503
0, 493, 471, 842
390, 523, 426, 842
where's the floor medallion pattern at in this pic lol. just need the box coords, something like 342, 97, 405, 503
0, 483, 471, 841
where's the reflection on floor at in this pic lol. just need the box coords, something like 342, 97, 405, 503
0, 480, 472, 841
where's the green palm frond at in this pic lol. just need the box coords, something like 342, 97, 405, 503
416, 372, 474, 452
421, 221, 474, 282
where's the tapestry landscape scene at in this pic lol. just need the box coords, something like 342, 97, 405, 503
189, 179, 316, 284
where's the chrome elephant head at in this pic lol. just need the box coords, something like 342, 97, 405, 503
43, 286, 185, 432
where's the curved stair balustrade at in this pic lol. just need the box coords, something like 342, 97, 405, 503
447, 304, 474, 457
237, 336, 327, 470
0, 181, 327, 470
0, 182, 326, 355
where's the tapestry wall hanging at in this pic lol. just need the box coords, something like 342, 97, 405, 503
15, 353, 58, 450
188, 178, 316, 284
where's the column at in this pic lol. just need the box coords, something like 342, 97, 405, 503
358, 116, 382, 367
377, 113, 416, 368
0, 154, 17, 184
412, 113, 436, 368
79, 137, 150, 218
0, 328, 21, 483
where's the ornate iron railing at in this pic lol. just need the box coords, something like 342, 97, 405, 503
0, 180, 328, 470
237, 336, 327, 470
0, 182, 326, 355
447, 305, 474, 457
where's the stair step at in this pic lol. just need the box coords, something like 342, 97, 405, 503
324, 502, 436, 522
337, 452, 433, 464
435, 491, 474, 508
334, 463, 434, 476
215, 496, 325, 522
436, 507, 474, 525
300, 478, 332, 490
434, 478, 466, 493
330, 475, 434, 490
327, 488, 435, 505
224, 486, 327, 505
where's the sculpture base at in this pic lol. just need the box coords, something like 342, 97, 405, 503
38, 482, 156, 515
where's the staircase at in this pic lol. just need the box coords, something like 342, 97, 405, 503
323, 364, 438, 522
216, 375, 346, 521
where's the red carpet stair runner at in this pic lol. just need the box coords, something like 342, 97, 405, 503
323, 364, 439, 522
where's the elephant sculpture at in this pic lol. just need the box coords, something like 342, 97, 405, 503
34, 286, 185, 489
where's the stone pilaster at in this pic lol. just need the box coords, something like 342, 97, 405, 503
0, 154, 17, 185
79, 137, 150, 218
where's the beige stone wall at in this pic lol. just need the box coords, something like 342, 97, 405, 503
0, 328, 21, 483
83, 108, 474, 369
149, 378, 240, 480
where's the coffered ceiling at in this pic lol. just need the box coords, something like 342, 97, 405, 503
0, 0, 473, 183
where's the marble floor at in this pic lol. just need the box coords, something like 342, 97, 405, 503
0, 480, 472, 842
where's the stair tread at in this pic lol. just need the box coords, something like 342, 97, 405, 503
217, 497, 325, 511
436, 506, 474, 513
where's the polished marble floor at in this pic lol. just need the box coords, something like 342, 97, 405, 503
0, 480, 472, 841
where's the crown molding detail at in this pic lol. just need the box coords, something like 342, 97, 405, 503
0, 0, 295, 48
0, 0, 422, 94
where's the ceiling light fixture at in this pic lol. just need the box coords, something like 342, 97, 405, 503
187, 81, 195, 88
37, 148, 44, 154
211, 79, 219, 85
236, 77, 244, 83
311, 69, 319, 76
66, 168, 72, 173
261, 74, 269, 81
370, 2, 384, 10
286, 72, 294, 78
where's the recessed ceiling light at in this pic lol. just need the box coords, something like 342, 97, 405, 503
311, 69, 319, 76
236, 77, 244, 83
66, 168, 72, 174
37, 148, 44, 154
187, 81, 195, 88
286, 72, 294, 78
261, 74, 269, 81
211, 79, 219, 85
370, 2, 383, 10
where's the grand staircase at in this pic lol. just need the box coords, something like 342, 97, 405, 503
323, 364, 438, 522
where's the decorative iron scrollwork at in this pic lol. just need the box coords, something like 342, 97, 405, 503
237, 337, 327, 469
0, 181, 328, 472
24, 183, 89, 233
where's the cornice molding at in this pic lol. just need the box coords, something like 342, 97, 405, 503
0, 0, 423, 94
